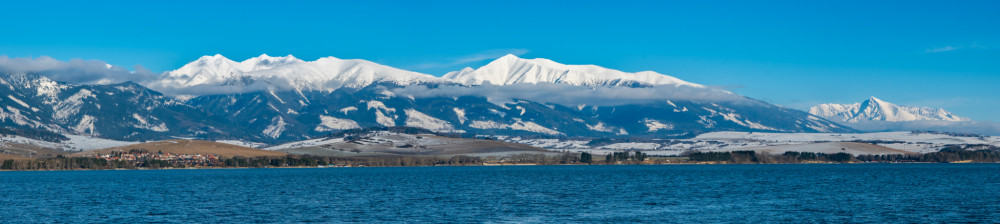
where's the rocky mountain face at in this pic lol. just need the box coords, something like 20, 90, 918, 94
1, 54, 856, 144
0, 73, 251, 142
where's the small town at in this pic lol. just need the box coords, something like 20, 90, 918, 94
91, 149, 220, 167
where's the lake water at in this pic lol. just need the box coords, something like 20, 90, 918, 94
1, 164, 999, 223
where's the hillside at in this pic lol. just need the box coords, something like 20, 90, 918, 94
0, 142, 68, 159
272, 131, 553, 157
74, 140, 286, 158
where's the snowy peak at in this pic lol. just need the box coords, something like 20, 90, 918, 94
443, 54, 704, 88
149, 54, 446, 95
809, 96, 970, 123
241, 54, 304, 70
154, 53, 710, 96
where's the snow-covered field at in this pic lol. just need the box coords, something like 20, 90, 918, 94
4, 130, 997, 156
695, 131, 992, 144
0, 134, 136, 151
498, 131, 1000, 155
264, 137, 345, 151
215, 140, 269, 149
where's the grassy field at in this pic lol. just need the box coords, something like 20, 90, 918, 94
0, 142, 69, 159
73, 140, 288, 158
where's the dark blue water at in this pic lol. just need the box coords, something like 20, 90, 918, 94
2, 164, 999, 223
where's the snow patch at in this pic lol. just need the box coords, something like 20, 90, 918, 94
53, 89, 96, 121
73, 115, 97, 136
453, 108, 467, 124
339, 106, 357, 115
469, 119, 561, 135
587, 122, 616, 132
366, 100, 396, 113
7, 95, 30, 108
375, 111, 395, 127
469, 120, 505, 129
405, 109, 459, 132
132, 113, 169, 132
262, 117, 287, 139
644, 119, 673, 132
315, 115, 360, 132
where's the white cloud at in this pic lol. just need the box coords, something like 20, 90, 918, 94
0, 56, 156, 84
926, 46, 957, 53
925, 43, 991, 53
408, 49, 530, 70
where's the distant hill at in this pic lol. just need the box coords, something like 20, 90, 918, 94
271, 128, 553, 157
810, 96, 1000, 135
810, 96, 968, 123
0, 141, 68, 159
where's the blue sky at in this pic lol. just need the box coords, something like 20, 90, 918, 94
1, 0, 998, 121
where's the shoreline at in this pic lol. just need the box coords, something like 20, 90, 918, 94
1, 161, 993, 172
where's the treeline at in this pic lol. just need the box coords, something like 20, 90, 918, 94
603, 151, 647, 164
685, 149, 1000, 164
5, 149, 1000, 170
911, 130, 986, 138
0, 152, 591, 171
856, 150, 1000, 163
2, 156, 132, 170
0, 127, 68, 143
0, 155, 488, 171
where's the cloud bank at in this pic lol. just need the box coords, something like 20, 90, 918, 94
391, 83, 745, 107
925, 42, 992, 53
408, 49, 530, 70
143, 77, 353, 97
0, 56, 155, 84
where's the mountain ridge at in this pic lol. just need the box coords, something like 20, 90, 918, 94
810, 96, 969, 123
145, 54, 446, 96
1, 54, 858, 145
443, 54, 703, 88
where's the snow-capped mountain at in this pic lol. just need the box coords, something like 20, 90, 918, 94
0, 54, 860, 145
809, 96, 969, 123
146, 54, 446, 96
443, 54, 703, 88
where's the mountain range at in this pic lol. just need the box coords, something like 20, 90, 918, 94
809, 96, 969, 123
1, 54, 855, 144
808, 96, 1000, 135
